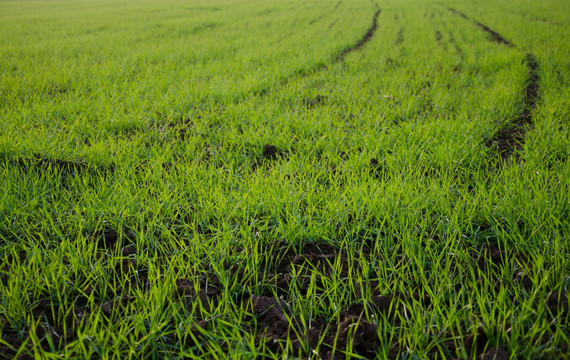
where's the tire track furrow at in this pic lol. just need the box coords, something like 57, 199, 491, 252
447, 7, 514, 47
167, 3, 382, 141
334, 0, 343, 11
446, 7, 540, 162
488, 53, 540, 159
268, 2, 380, 90
334, 5, 381, 62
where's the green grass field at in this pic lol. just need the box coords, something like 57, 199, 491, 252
1, 0, 569, 358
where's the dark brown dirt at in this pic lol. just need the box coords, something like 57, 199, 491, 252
524, 54, 540, 114
229, 242, 382, 357
10, 298, 89, 354
242, 240, 501, 359
176, 278, 215, 315
384, 57, 399, 69
513, 270, 533, 290
470, 243, 530, 283
245, 293, 381, 359
122, 245, 137, 256
115, 258, 139, 275
268, 243, 359, 294
251, 144, 287, 172
183, 319, 213, 348
478, 346, 509, 360
249, 295, 289, 337
444, 327, 488, 359
149, 114, 198, 143
0, 265, 9, 286
262, 144, 279, 160
309, 14, 327, 25
328, 316, 379, 357
101, 295, 134, 317
0, 333, 33, 360
547, 292, 569, 320
487, 126, 525, 160
446, 7, 467, 19
3, 237, 557, 358
91, 228, 136, 250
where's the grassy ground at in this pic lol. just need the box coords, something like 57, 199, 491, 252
1, 0, 569, 358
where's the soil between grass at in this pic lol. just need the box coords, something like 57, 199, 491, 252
1, 232, 568, 359
445, 7, 541, 163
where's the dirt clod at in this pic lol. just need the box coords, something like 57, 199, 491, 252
372, 295, 394, 314
92, 228, 135, 250
250, 295, 289, 333
262, 144, 278, 159
328, 317, 379, 357
121, 245, 137, 256
101, 296, 133, 316
478, 346, 509, 360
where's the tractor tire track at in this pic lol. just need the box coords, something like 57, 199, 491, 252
446, 7, 540, 162
334, 4, 381, 62
428, 9, 463, 58
446, 7, 514, 47
488, 53, 539, 160
270, 2, 380, 88
334, 0, 343, 11
394, 27, 404, 46
448, 31, 464, 60
170, 3, 382, 143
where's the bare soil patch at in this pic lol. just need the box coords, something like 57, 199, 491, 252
251, 144, 290, 172
2, 237, 561, 358
240, 243, 384, 358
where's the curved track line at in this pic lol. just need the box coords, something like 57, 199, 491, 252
264, 2, 381, 90
489, 53, 539, 159
158, 3, 382, 142
334, 5, 381, 62
446, 7, 514, 47
168, 3, 382, 141
334, 0, 343, 11
446, 7, 540, 161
